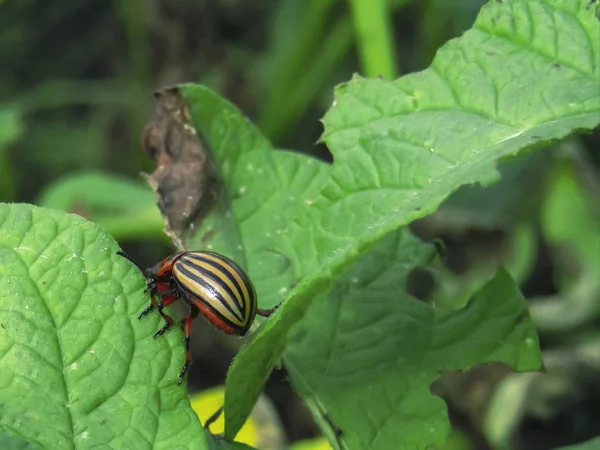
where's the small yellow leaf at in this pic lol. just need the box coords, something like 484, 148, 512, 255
190, 386, 257, 446
289, 437, 333, 450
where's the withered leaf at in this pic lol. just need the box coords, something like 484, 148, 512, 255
141, 87, 221, 249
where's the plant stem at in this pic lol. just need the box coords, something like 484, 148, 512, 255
268, 16, 353, 145
258, 0, 338, 142
348, 0, 398, 79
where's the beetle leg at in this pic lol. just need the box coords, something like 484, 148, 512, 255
178, 305, 199, 385
137, 297, 157, 320
143, 280, 155, 295
152, 293, 180, 338
256, 301, 283, 317
139, 281, 175, 320
139, 286, 176, 320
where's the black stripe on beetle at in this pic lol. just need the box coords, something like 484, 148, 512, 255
180, 253, 246, 311
174, 263, 245, 323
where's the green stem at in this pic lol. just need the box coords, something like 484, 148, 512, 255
348, 0, 398, 79
273, 17, 353, 144
258, 0, 338, 142
112, 0, 153, 173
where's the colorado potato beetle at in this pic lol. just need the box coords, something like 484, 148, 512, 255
117, 250, 278, 384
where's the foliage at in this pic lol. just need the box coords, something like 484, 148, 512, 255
555, 437, 600, 450
530, 162, 600, 333
177, 1, 597, 447
36, 172, 164, 241
0, 0, 598, 449
0, 204, 206, 449
189, 387, 259, 447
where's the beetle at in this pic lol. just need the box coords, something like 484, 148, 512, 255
116, 250, 278, 384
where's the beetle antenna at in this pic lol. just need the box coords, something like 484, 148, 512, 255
116, 251, 147, 274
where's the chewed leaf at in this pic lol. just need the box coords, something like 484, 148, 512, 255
189, 0, 595, 441
299, 0, 600, 275
0, 203, 207, 449
284, 230, 541, 449
179, 84, 331, 308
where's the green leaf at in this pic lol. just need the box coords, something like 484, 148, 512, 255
36, 172, 163, 240
176, 0, 596, 442
224, 272, 332, 439
307, 0, 600, 278
484, 372, 538, 449
0, 203, 207, 449
37, 172, 155, 213
285, 230, 540, 449
530, 162, 600, 333
542, 164, 600, 283
180, 84, 331, 309
0, 108, 22, 149
554, 437, 600, 450
0, 428, 42, 450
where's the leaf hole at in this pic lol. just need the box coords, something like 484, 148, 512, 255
406, 267, 435, 301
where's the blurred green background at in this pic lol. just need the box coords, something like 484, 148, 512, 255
1, 1, 598, 449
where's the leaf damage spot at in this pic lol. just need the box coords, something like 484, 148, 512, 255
142, 87, 222, 248
63, 251, 81, 262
